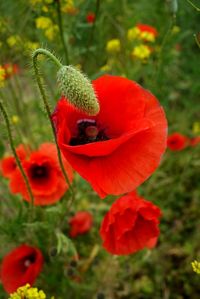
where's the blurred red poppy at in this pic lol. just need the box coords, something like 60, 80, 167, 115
52, 75, 167, 198
190, 136, 200, 147
167, 132, 188, 151
9, 143, 73, 205
0, 244, 43, 293
137, 24, 158, 37
69, 211, 93, 237
100, 191, 161, 255
3, 63, 19, 79
0, 144, 27, 178
86, 12, 96, 24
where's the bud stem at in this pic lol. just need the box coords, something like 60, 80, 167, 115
32, 49, 74, 199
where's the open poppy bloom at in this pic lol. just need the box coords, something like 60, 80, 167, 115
69, 211, 93, 237
52, 75, 167, 198
9, 143, 73, 205
0, 144, 27, 179
100, 191, 161, 255
167, 132, 188, 151
0, 244, 43, 293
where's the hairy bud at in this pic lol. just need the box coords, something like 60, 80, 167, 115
57, 66, 100, 116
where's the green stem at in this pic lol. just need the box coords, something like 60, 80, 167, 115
32, 49, 74, 198
56, 0, 69, 64
0, 99, 34, 206
82, 0, 101, 69
8, 80, 22, 117
186, 0, 200, 11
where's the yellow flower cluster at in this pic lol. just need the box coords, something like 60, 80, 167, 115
127, 26, 156, 42
8, 284, 46, 299
0, 66, 5, 88
191, 260, 200, 274
106, 39, 121, 53
132, 44, 151, 61
7, 35, 21, 47
36, 17, 58, 40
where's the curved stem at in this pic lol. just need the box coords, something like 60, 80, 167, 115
56, 0, 69, 64
32, 49, 74, 198
0, 99, 34, 206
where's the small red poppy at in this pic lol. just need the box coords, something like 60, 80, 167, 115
0, 244, 43, 293
9, 143, 73, 205
100, 191, 161, 255
137, 24, 158, 37
3, 63, 19, 79
52, 75, 167, 198
167, 133, 188, 151
86, 12, 96, 24
69, 211, 93, 237
190, 136, 200, 147
0, 144, 27, 178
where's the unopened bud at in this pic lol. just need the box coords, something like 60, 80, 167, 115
57, 65, 100, 116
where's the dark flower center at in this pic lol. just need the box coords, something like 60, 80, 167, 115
29, 164, 49, 180
70, 119, 109, 146
23, 253, 36, 268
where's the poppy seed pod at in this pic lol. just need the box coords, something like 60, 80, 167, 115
57, 66, 100, 116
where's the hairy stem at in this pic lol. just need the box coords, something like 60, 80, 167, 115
32, 49, 74, 198
0, 99, 34, 206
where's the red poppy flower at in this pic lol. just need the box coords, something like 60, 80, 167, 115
69, 211, 93, 237
3, 63, 19, 79
137, 24, 158, 37
0, 144, 27, 178
190, 136, 200, 147
167, 133, 188, 151
86, 12, 96, 24
100, 191, 161, 255
9, 143, 73, 205
52, 75, 167, 198
0, 244, 43, 293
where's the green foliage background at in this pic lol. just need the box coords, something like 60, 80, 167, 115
0, 0, 200, 298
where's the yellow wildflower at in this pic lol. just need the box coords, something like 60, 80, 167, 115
0, 66, 5, 88
192, 122, 200, 134
140, 31, 155, 42
106, 39, 121, 53
8, 284, 46, 299
42, 5, 49, 12
36, 17, 58, 40
7, 35, 21, 47
26, 41, 40, 50
62, 0, 78, 15
172, 25, 180, 34
132, 44, 151, 61
30, 0, 53, 5
100, 64, 111, 72
45, 25, 58, 40
191, 260, 200, 274
36, 16, 52, 30
11, 115, 20, 124
127, 27, 140, 41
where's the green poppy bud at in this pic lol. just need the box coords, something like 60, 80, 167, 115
57, 65, 100, 116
